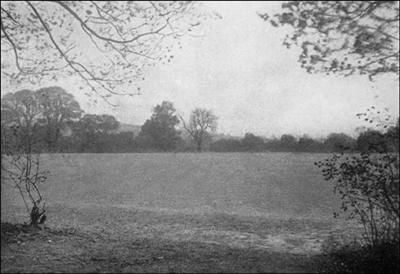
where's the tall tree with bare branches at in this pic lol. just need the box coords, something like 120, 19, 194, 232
1, 1, 217, 105
180, 108, 217, 152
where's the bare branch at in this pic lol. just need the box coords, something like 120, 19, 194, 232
1, 17, 27, 74
52, 1, 169, 44
26, 1, 118, 106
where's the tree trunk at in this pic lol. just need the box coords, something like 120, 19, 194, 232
30, 205, 40, 226
196, 142, 202, 152
30, 204, 45, 227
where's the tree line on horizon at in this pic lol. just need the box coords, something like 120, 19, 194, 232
1, 87, 399, 154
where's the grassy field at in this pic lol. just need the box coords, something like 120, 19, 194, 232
1, 153, 362, 273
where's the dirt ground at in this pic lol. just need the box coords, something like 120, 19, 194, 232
1, 203, 362, 273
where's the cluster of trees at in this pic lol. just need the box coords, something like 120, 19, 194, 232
1, 87, 126, 153
1, 88, 220, 153
210, 128, 399, 153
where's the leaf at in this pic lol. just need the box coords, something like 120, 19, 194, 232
270, 20, 278, 27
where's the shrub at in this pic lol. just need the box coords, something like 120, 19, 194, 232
1, 125, 48, 227
316, 152, 399, 246
315, 109, 399, 273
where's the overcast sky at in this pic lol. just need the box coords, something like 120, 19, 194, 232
2, 1, 399, 138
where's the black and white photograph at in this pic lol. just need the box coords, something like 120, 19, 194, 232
1, 1, 399, 273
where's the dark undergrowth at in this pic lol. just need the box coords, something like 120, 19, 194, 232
316, 239, 400, 273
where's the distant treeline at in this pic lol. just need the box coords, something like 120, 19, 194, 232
57, 128, 398, 153
210, 131, 399, 153
1, 87, 399, 154
3, 120, 398, 154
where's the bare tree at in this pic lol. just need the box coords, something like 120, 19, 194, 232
1, 89, 48, 227
1, 1, 217, 105
2, 147, 48, 227
180, 108, 217, 152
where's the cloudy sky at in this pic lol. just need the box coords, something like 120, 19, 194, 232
2, 1, 399, 138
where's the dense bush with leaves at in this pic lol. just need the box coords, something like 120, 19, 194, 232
317, 108, 399, 246
315, 107, 399, 271
316, 152, 399, 245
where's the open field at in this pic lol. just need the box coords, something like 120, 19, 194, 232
1, 153, 362, 272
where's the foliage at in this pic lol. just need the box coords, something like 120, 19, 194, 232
137, 101, 181, 151
280, 134, 297, 151
1, 1, 216, 104
356, 108, 399, 152
74, 114, 120, 152
1, 87, 83, 152
209, 138, 243, 152
316, 111, 399, 272
324, 133, 356, 152
356, 129, 387, 153
316, 152, 399, 245
316, 110, 399, 247
1, 89, 42, 135
36, 86, 82, 151
78, 114, 120, 134
385, 118, 400, 152
241, 133, 265, 151
296, 135, 325, 152
259, 1, 399, 79
180, 108, 218, 152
